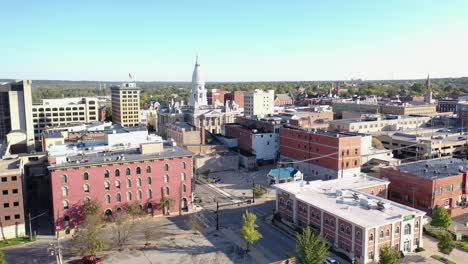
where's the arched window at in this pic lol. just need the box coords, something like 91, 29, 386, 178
356, 231, 361, 239
137, 190, 142, 200
146, 166, 151, 173
181, 162, 186, 169
116, 193, 121, 202
147, 189, 153, 199
84, 196, 91, 203
137, 178, 142, 187
181, 172, 186, 181
386, 229, 390, 237
340, 225, 345, 232
105, 194, 111, 204
83, 172, 89, 181
346, 227, 351, 235
126, 168, 131, 176
164, 164, 169, 171
115, 180, 120, 189
136, 167, 141, 175
369, 233, 374, 241
147, 177, 152, 185
104, 170, 110, 178
165, 187, 170, 195
183, 184, 187, 193
164, 175, 169, 183
127, 191, 132, 201
64, 215, 70, 227
404, 224, 411, 235
396, 226, 400, 234
61, 175, 68, 184
115, 169, 120, 177
126, 179, 131, 188
84, 184, 90, 193
63, 200, 69, 209
380, 230, 384, 238
104, 181, 110, 190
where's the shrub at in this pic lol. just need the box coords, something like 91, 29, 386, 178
415, 247, 425, 252
253, 186, 266, 198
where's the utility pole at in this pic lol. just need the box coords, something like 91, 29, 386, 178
28, 211, 33, 241
216, 201, 219, 231
252, 179, 255, 203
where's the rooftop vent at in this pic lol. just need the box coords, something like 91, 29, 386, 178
377, 201, 392, 211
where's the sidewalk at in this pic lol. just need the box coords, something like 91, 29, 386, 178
220, 228, 270, 264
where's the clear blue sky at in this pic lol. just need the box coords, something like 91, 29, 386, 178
1, 0, 467, 82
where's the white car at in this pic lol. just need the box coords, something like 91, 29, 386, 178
323, 257, 339, 264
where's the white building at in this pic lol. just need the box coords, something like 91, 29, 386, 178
329, 115, 431, 134
244, 89, 274, 117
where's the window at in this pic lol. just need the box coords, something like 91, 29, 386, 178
356, 231, 361, 239
435, 187, 442, 195
62, 186, 68, 197
85, 197, 91, 203
12, 189, 18, 194
84, 184, 90, 193
396, 226, 400, 234
5, 216, 10, 221
105, 181, 110, 190
126, 168, 131, 176
182, 162, 186, 169
164, 175, 169, 183
386, 229, 390, 237
346, 227, 351, 235
380, 230, 384, 238
14, 214, 20, 219
183, 184, 187, 193
127, 192, 132, 201
340, 225, 345, 232
146, 166, 151, 173
63, 200, 69, 209
13, 202, 19, 207
115, 169, 120, 177
116, 193, 121, 202
164, 164, 169, 171
11, 176, 17, 181
137, 190, 142, 200
104, 170, 110, 178
136, 167, 141, 175
415, 221, 419, 228
147, 177, 152, 185
137, 178, 142, 187
445, 185, 453, 192
181, 172, 186, 181
83, 172, 89, 181
61, 175, 68, 183
147, 189, 153, 199
1, 177, 6, 182
369, 233, 374, 241
404, 224, 411, 235
3, 203, 9, 208
115, 180, 121, 189
165, 187, 170, 195
2, 190, 7, 195
126, 179, 131, 188
105, 194, 111, 204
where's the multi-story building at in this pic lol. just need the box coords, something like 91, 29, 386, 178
287, 111, 333, 129
244, 89, 274, 117
225, 91, 245, 109
332, 101, 437, 119
47, 129, 193, 234
32, 97, 99, 141
280, 127, 362, 180
457, 103, 468, 126
380, 158, 468, 217
0, 80, 35, 150
111, 82, 141, 127
166, 122, 202, 146
437, 98, 468, 113
0, 157, 26, 239
274, 176, 424, 263
207, 89, 228, 106
329, 115, 431, 134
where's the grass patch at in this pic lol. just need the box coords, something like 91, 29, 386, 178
424, 224, 468, 251
431, 254, 456, 264
0, 237, 36, 248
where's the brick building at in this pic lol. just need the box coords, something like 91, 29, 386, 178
274, 177, 425, 263
287, 111, 333, 129
0, 158, 26, 238
166, 122, 203, 146
225, 91, 245, 109
274, 93, 294, 106
47, 129, 193, 234
280, 127, 362, 180
380, 158, 468, 217
207, 89, 228, 106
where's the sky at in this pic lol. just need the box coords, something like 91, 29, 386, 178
1, 0, 467, 82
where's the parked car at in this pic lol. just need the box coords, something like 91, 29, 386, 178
323, 257, 339, 264
82, 255, 102, 264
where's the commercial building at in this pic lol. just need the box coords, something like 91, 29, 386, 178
0, 80, 35, 150
166, 122, 203, 146
47, 129, 193, 234
329, 115, 431, 134
332, 101, 437, 119
32, 97, 99, 141
111, 82, 141, 127
207, 89, 228, 106
0, 157, 26, 239
268, 167, 303, 184
380, 158, 468, 217
280, 127, 362, 180
457, 103, 468, 126
437, 98, 468, 113
224, 91, 245, 109
244, 89, 274, 117
287, 111, 333, 129
275, 176, 424, 263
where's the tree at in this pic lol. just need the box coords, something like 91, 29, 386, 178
431, 206, 452, 229
126, 201, 143, 221
438, 232, 454, 255
378, 246, 400, 264
295, 227, 328, 264
141, 216, 160, 246
105, 106, 112, 122
82, 199, 102, 219
111, 214, 134, 251
0, 221, 7, 244
239, 210, 262, 252
0, 251, 6, 264
372, 137, 384, 149
188, 214, 204, 235
160, 197, 174, 216
70, 214, 106, 257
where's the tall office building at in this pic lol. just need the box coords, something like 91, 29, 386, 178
244, 89, 274, 117
111, 82, 141, 127
0, 80, 35, 150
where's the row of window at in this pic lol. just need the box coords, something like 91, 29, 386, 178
2, 189, 19, 195
435, 183, 464, 195
368, 223, 417, 241
3, 201, 20, 208
3, 214, 21, 221
62, 181, 188, 197
63, 172, 187, 184
1, 176, 18, 182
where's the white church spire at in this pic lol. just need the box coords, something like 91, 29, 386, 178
189, 56, 207, 108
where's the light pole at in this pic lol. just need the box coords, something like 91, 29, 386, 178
47, 240, 63, 264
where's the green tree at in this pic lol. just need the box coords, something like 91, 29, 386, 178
239, 210, 262, 252
372, 137, 384, 149
82, 199, 102, 219
71, 214, 106, 257
378, 246, 400, 264
295, 227, 329, 264
431, 206, 452, 229
125, 201, 143, 221
111, 214, 134, 251
437, 232, 454, 255
0, 251, 6, 264
105, 106, 112, 122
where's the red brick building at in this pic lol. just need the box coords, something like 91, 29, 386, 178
280, 127, 362, 180
48, 139, 193, 233
207, 89, 228, 106
380, 157, 468, 217
225, 91, 245, 108
274, 93, 294, 106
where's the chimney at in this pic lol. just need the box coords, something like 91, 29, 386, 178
200, 127, 206, 145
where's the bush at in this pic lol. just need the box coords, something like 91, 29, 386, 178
253, 186, 266, 198
415, 247, 425, 252
424, 225, 453, 240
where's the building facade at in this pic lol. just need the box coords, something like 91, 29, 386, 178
225, 91, 245, 109
380, 158, 468, 217
244, 89, 274, 117
207, 89, 228, 106
166, 122, 202, 146
275, 177, 424, 263
274, 93, 294, 106
111, 82, 141, 127
329, 116, 431, 134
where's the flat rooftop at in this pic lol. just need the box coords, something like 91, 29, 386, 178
332, 115, 428, 124
395, 157, 468, 179
282, 126, 363, 138
274, 176, 424, 228
169, 122, 196, 131
0, 158, 21, 175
